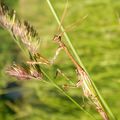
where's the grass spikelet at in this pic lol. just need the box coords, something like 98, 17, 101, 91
6, 64, 42, 80
0, 2, 40, 54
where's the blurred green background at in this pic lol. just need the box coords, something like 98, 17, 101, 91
0, 0, 120, 120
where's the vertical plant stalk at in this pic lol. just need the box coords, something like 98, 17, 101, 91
46, 0, 116, 120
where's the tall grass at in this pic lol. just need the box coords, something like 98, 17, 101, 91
46, 0, 117, 120
0, 1, 117, 120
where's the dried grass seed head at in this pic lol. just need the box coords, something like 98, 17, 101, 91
0, 2, 40, 54
6, 64, 42, 80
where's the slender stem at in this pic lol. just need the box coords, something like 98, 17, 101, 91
46, 0, 116, 120
41, 69, 97, 120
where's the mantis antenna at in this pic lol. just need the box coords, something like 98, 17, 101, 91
58, 15, 88, 37
56, 0, 68, 34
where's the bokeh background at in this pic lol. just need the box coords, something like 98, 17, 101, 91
0, 0, 120, 120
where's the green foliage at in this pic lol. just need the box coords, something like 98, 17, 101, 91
2, 0, 19, 7
0, 0, 120, 120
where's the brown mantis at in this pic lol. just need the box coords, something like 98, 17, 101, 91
52, 33, 110, 119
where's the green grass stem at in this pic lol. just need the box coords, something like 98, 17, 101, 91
46, 0, 116, 119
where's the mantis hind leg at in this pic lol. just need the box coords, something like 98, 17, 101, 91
54, 68, 77, 90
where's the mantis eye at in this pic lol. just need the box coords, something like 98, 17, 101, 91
53, 34, 62, 43
53, 35, 58, 42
